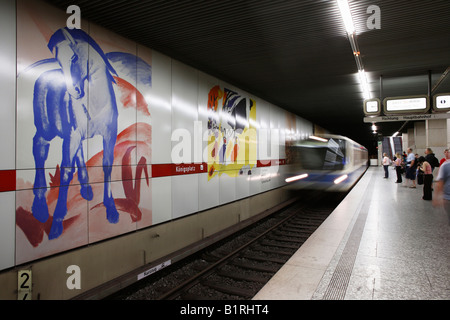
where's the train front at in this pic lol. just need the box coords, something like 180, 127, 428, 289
283, 135, 367, 192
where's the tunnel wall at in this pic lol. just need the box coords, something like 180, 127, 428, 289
0, 0, 314, 299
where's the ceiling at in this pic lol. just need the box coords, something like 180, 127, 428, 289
44, 0, 450, 155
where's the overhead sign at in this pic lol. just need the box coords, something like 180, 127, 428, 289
383, 95, 429, 114
433, 93, 450, 111
363, 112, 450, 123
363, 98, 381, 116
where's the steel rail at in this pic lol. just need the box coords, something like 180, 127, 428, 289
156, 202, 308, 300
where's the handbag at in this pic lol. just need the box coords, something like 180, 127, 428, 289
417, 170, 424, 185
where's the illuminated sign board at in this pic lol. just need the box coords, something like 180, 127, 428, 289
363, 112, 450, 123
383, 95, 429, 114
363, 98, 381, 116
433, 93, 450, 112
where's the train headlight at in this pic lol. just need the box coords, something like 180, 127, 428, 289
334, 174, 348, 184
285, 174, 308, 183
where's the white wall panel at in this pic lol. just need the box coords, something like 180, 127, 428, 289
297, 117, 313, 139
235, 170, 250, 200
280, 110, 289, 160
0, 191, 15, 270
270, 105, 282, 162
150, 51, 172, 164
249, 167, 262, 196
259, 167, 272, 192
199, 172, 219, 211
257, 99, 271, 164
0, 0, 16, 170
171, 61, 199, 218
172, 174, 199, 219
219, 170, 237, 205
152, 176, 172, 224
171, 60, 198, 164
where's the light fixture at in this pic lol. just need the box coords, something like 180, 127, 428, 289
285, 174, 308, 183
392, 132, 399, 137
359, 69, 371, 99
334, 174, 348, 184
337, 0, 372, 100
371, 124, 377, 131
337, 0, 355, 34
309, 135, 328, 142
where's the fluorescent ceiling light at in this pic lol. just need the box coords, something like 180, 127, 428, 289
285, 174, 308, 183
358, 69, 371, 99
337, 0, 355, 34
309, 135, 328, 142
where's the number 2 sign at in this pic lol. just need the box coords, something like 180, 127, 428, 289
18, 270, 32, 300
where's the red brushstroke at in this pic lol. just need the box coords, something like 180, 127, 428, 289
207, 85, 223, 112
47, 165, 61, 204
113, 76, 150, 116
16, 206, 79, 247
87, 122, 152, 167
92, 145, 149, 222
231, 143, 239, 162
48, 165, 60, 187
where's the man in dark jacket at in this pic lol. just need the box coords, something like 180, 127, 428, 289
425, 147, 440, 172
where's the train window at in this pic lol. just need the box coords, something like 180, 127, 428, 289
286, 138, 346, 170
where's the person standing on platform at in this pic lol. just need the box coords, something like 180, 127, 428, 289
418, 156, 432, 200
433, 151, 450, 225
382, 153, 390, 178
394, 153, 403, 183
439, 149, 449, 167
424, 147, 439, 173
404, 148, 417, 188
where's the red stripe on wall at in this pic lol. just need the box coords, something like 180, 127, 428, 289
153, 161, 286, 178
257, 159, 286, 167
152, 163, 208, 178
0, 170, 16, 192
0, 160, 287, 191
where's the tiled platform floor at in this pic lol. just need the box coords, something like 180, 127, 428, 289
253, 166, 449, 300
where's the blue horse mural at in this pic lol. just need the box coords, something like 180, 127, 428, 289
31, 27, 121, 239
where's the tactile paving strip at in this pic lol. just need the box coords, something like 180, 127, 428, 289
322, 182, 374, 300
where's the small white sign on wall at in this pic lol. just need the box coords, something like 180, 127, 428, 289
18, 270, 32, 300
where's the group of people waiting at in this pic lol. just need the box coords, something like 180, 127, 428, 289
382, 147, 441, 200
382, 147, 450, 225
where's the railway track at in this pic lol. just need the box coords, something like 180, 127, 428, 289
107, 191, 345, 300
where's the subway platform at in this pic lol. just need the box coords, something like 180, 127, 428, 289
253, 166, 449, 300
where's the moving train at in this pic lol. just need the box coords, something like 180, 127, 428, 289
283, 134, 369, 192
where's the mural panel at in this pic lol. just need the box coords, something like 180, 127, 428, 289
207, 85, 257, 180
15, 0, 152, 263
9, 0, 315, 267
